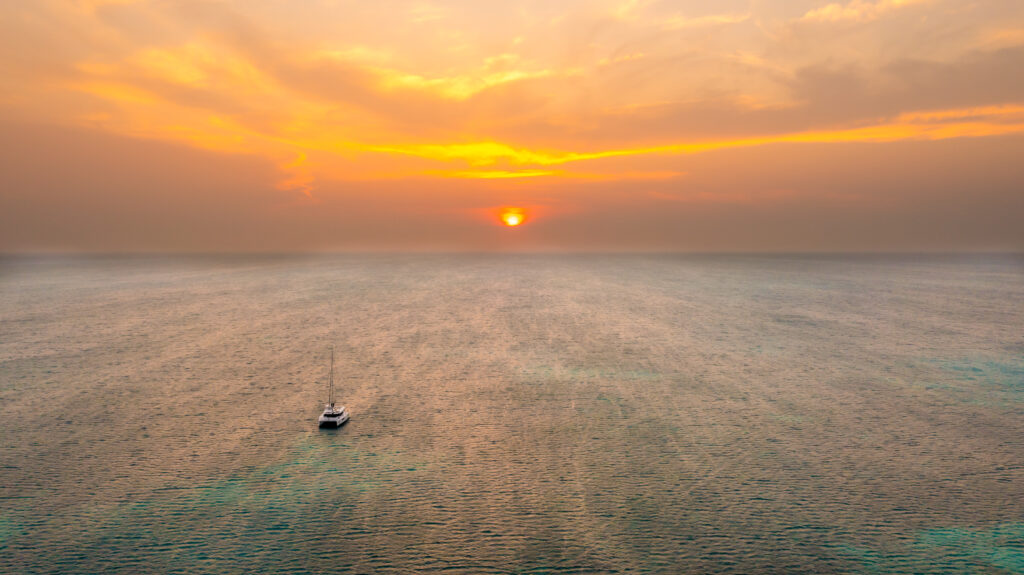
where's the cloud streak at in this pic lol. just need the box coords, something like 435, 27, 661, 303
800, 0, 932, 24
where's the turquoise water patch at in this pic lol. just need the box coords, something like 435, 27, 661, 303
3, 437, 434, 573
919, 524, 1024, 573
912, 356, 1024, 403
838, 523, 1024, 573
0, 515, 25, 550
933, 357, 1024, 390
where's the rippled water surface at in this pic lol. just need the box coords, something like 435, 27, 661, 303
2, 254, 1023, 573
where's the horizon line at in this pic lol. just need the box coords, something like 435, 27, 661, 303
2, 249, 1022, 258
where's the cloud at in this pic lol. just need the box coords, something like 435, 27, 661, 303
786, 46, 1024, 123
364, 105, 1024, 170
974, 28, 1024, 51
897, 104, 1024, 123
375, 66, 560, 101
406, 1, 449, 24
277, 152, 314, 196
49, 36, 1024, 191
441, 169, 557, 179
664, 12, 751, 30
800, 0, 932, 24
610, 0, 650, 20
75, 0, 141, 14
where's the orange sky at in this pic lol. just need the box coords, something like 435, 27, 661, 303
1, 0, 1023, 251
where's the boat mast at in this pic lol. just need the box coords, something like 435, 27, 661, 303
329, 346, 335, 407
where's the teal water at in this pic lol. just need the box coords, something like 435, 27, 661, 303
1, 254, 1022, 573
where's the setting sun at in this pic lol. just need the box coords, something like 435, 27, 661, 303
498, 208, 527, 227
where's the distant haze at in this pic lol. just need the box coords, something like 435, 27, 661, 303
2, 0, 1023, 252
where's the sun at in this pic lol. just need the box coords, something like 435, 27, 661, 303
492, 206, 531, 227
498, 208, 528, 227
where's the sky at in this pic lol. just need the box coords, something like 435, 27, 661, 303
1, 0, 1023, 252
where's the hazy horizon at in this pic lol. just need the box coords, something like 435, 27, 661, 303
4, 249, 1024, 258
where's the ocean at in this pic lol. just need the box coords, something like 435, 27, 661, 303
1, 254, 1022, 573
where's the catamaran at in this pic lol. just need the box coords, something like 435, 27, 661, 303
318, 346, 349, 428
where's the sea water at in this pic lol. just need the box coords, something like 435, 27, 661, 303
1, 254, 1022, 573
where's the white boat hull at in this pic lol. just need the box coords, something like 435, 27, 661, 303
318, 408, 350, 427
